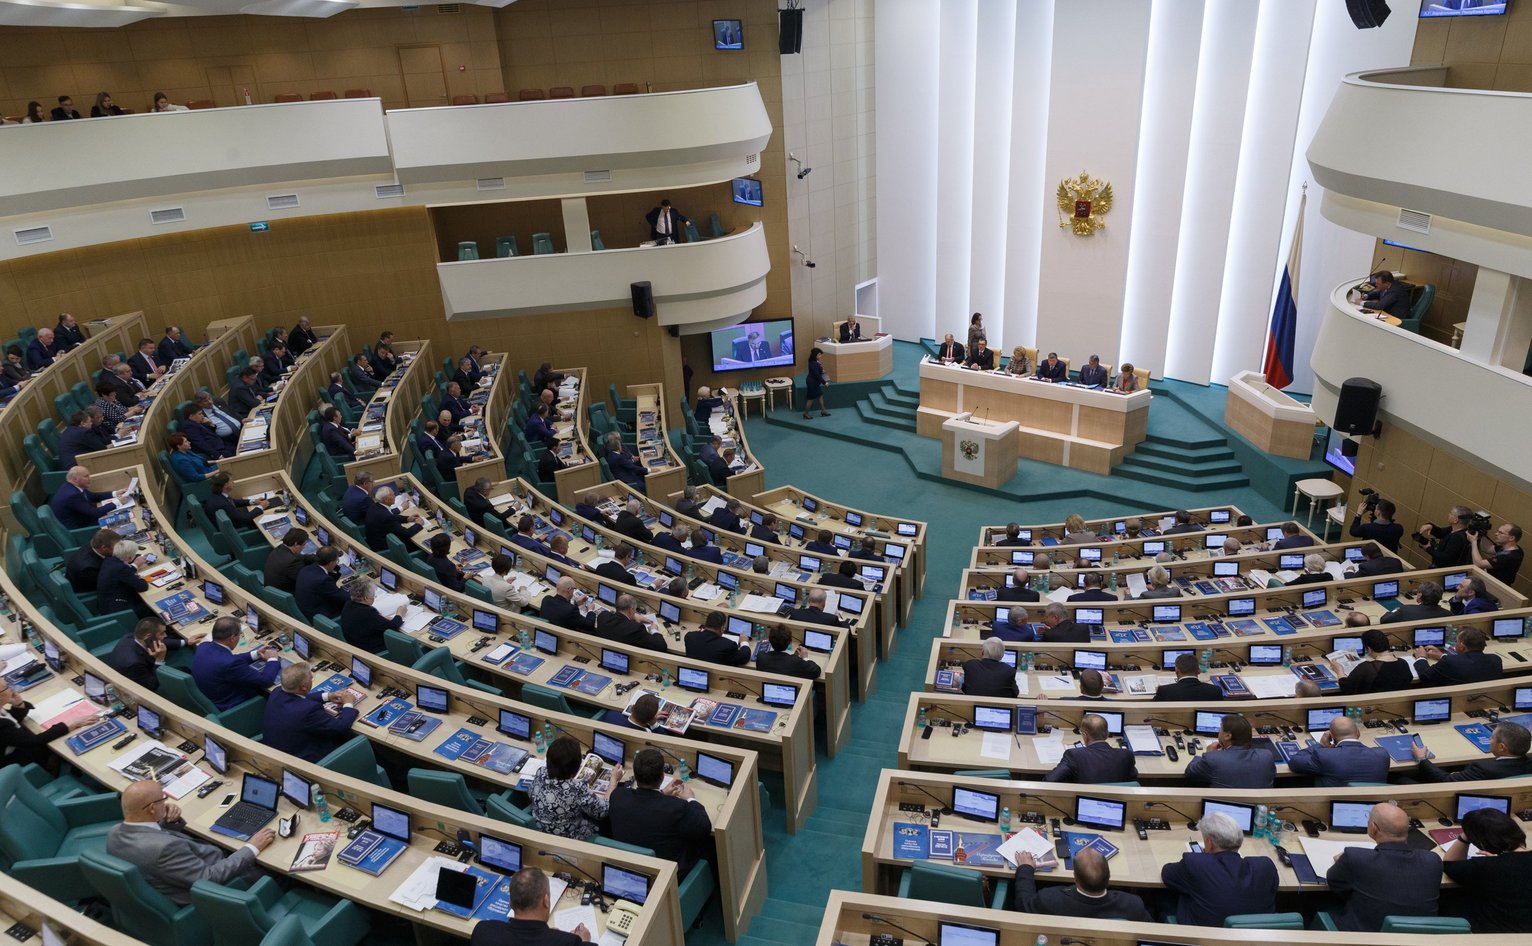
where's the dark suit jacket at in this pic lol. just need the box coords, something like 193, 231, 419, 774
1036, 359, 1067, 381
440, 394, 472, 427
1010, 865, 1151, 920
688, 544, 723, 565
1416, 753, 1532, 782
428, 555, 466, 592
692, 397, 722, 423
1068, 588, 1117, 602
434, 449, 461, 479
684, 631, 749, 666
1416, 650, 1501, 686
1326, 843, 1442, 931
289, 324, 319, 355
961, 658, 1018, 698
96, 559, 150, 622
1362, 282, 1412, 319
1271, 534, 1312, 550
469, 918, 589, 946
228, 382, 261, 419
1161, 851, 1278, 927
818, 572, 861, 590
54, 322, 85, 350
608, 786, 712, 875
1078, 364, 1108, 387
1284, 740, 1391, 787
24, 339, 55, 371
464, 488, 511, 528
190, 642, 279, 711
651, 533, 687, 556
593, 560, 637, 586
157, 336, 193, 364
262, 690, 356, 763
756, 648, 821, 680
1044, 741, 1137, 783
614, 511, 654, 544
106, 373, 142, 409
66, 545, 108, 593
320, 423, 355, 460
540, 594, 595, 633
106, 635, 161, 691
645, 205, 689, 242
263, 545, 313, 592
838, 322, 863, 342
748, 523, 777, 544
57, 424, 107, 467
294, 564, 346, 620
965, 347, 996, 370
206, 491, 261, 529
607, 448, 646, 487
594, 611, 667, 651
996, 585, 1041, 603
1185, 746, 1275, 788
328, 383, 364, 412
349, 362, 381, 392
364, 502, 421, 552
787, 606, 840, 627
1379, 602, 1451, 625
704, 454, 731, 486
128, 352, 160, 384
52, 482, 111, 529
182, 421, 228, 460
1356, 556, 1404, 577
340, 599, 401, 654
1039, 620, 1089, 643
936, 340, 965, 361
708, 508, 743, 534
1153, 677, 1224, 702
340, 485, 370, 524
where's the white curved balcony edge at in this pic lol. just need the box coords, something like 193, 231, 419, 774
1307, 66, 1532, 244
0, 99, 393, 218
1310, 280, 1532, 491
386, 83, 772, 189
438, 222, 770, 326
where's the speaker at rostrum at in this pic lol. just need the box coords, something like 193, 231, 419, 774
1345, 0, 1391, 29
1334, 377, 1381, 435
630, 281, 653, 319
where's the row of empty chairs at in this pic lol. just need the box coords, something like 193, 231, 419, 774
454, 213, 734, 261
271, 89, 371, 103
453, 83, 642, 105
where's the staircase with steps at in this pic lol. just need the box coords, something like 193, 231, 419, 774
1113, 433, 1250, 492
856, 380, 921, 434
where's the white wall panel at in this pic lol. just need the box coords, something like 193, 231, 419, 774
966, 0, 1017, 350
933, 0, 978, 338
999, 0, 1054, 352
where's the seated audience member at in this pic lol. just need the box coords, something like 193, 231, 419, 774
341, 579, 405, 654
326, 371, 364, 413
685, 611, 750, 666
964, 339, 995, 370
955, 637, 1017, 696
1294, 679, 1322, 698
837, 316, 862, 342
510, 514, 552, 557
439, 381, 473, 430
1066, 669, 1107, 701
1185, 713, 1274, 788
19, 101, 46, 124
349, 354, 382, 392
651, 522, 690, 557
289, 316, 318, 355
997, 567, 1041, 602
687, 528, 723, 566
96, 539, 153, 618
819, 560, 861, 590
90, 91, 125, 117
158, 325, 194, 363
1353, 543, 1404, 577
319, 406, 355, 461
263, 527, 314, 592
1326, 803, 1442, 931
106, 781, 273, 907
1112, 362, 1139, 393
751, 555, 770, 575
53, 465, 123, 528
128, 338, 164, 383
180, 404, 231, 460
1441, 808, 1532, 933
1270, 521, 1311, 550
426, 533, 466, 592
228, 366, 263, 418
371, 341, 398, 380
749, 512, 779, 544
692, 386, 723, 422
468, 868, 594, 946
935, 334, 965, 363
1360, 270, 1412, 319
1009, 847, 1150, 921
106, 618, 190, 692
605, 431, 648, 492
593, 594, 667, 652
1350, 498, 1404, 552
1335, 629, 1412, 696
540, 577, 595, 633
788, 588, 843, 627
601, 692, 662, 733
1284, 715, 1390, 786
1414, 627, 1501, 686
479, 553, 532, 611
54, 312, 85, 351
1381, 580, 1450, 624
205, 472, 268, 528
109, 362, 146, 409
25, 329, 57, 371
1344, 611, 1371, 627
1137, 564, 1181, 599
673, 485, 703, 519
608, 748, 713, 877
994, 523, 1028, 547
262, 665, 359, 763
151, 92, 188, 112
1161, 812, 1277, 926
190, 617, 280, 711
614, 499, 653, 543
1067, 571, 1115, 602
463, 476, 515, 529
1037, 603, 1088, 643
804, 529, 839, 556
261, 342, 292, 383
1162, 509, 1202, 535
545, 533, 576, 567
58, 410, 109, 467
708, 497, 745, 534
593, 543, 638, 586
1078, 354, 1108, 387
1044, 714, 1136, 783
67, 528, 119, 593
1474, 522, 1523, 587
1220, 536, 1242, 555
1060, 513, 1096, 545
2, 346, 32, 386
1449, 576, 1499, 615
294, 547, 347, 621
1035, 351, 1067, 382
340, 472, 373, 523
528, 736, 622, 842
364, 486, 424, 551
1286, 553, 1330, 586
531, 361, 564, 392
1006, 345, 1031, 377
756, 624, 821, 680
194, 391, 241, 444
1414, 721, 1532, 782
1154, 654, 1224, 702
0, 674, 97, 767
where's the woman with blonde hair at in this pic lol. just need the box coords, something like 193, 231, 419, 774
1113, 362, 1139, 393
1006, 346, 1030, 376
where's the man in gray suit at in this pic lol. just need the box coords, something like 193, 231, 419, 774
106, 780, 275, 905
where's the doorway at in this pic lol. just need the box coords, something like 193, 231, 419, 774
397, 44, 448, 108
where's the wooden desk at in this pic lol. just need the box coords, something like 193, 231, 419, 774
219, 325, 349, 483
916, 358, 1151, 475
548, 368, 601, 505
819, 318, 893, 383
344, 340, 432, 485
696, 390, 764, 499
973, 520, 1313, 566
977, 505, 1249, 548
450, 353, 513, 498
627, 382, 687, 501
941, 414, 1019, 489
0, 872, 146, 945
1226, 369, 1318, 460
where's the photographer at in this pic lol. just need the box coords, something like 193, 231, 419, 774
1416, 505, 1474, 569
1473, 523, 1523, 587
1350, 491, 1403, 552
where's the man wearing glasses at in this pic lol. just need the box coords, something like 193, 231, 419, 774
106, 780, 275, 905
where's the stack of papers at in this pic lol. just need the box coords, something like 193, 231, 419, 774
996, 827, 1057, 868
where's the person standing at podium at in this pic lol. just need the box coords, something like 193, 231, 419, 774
964, 339, 995, 371
838, 316, 862, 343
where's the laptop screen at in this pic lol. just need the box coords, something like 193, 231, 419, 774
241, 773, 279, 810
372, 802, 410, 842
602, 864, 650, 905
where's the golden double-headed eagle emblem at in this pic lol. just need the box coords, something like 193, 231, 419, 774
1056, 171, 1113, 236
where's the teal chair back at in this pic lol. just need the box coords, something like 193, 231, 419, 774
900, 860, 993, 908
9, 491, 42, 540
412, 647, 468, 686
406, 768, 483, 815
531, 232, 554, 255
1401, 283, 1435, 334
485, 794, 535, 827
707, 212, 731, 239
37, 418, 60, 454
259, 916, 319, 946
0, 767, 68, 866
81, 849, 210, 946
589, 230, 605, 251
953, 769, 1011, 779
157, 665, 219, 715
495, 235, 519, 258
456, 241, 479, 261
683, 220, 702, 243
384, 629, 426, 666
189, 880, 279, 945
520, 682, 575, 716
1380, 916, 1471, 935
1224, 913, 1303, 930
317, 735, 390, 788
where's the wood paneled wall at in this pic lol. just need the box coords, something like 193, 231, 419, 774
1413, 1, 1532, 91
1365, 242, 1479, 345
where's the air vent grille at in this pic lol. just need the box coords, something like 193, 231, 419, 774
267, 194, 301, 210
583, 170, 611, 183
375, 183, 405, 199
476, 178, 505, 191
436, 3, 459, 12
149, 207, 186, 225
746, 152, 758, 165
14, 226, 52, 246
1397, 208, 1431, 234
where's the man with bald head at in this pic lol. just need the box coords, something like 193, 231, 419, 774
50, 465, 126, 529
1284, 715, 1391, 787
107, 781, 274, 905
1010, 846, 1150, 920
1326, 803, 1443, 930
1044, 714, 1136, 783
996, 567, 1040, 603
539, 576, 595, 632
788, 587, 843, 627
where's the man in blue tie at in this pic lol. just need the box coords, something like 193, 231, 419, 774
262, 665, 361, 763
194, 392, 241, 446
340, 472, 373, 524
51, 466, 126, 529
190, 617, 280, 711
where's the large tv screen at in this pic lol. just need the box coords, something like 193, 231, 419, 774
1323, 428, 1355, 476
710, 319, 794, 371
732, 178, 763, 207
1420, 1, 1508, 16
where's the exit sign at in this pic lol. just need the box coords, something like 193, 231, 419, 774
249, 221, 269, 232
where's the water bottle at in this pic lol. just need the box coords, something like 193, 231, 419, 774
1445, 625, 1459, 648
1000, 806, 1012, 834
315, 789, 331, 822
1281, 645, 1292, 669
1199, 649, 1212, 673
533, 730, 546, 754
1021, 651, 1034, 672
542, 722, 554, 746
1035, 937, 1049, 946
517, 627, 531, 648
1108, 572, 1118, 592
1111, 547, 1120, 566
594, 533, 605, 553
1254, 805, 1269, 841
918, 707, 928, 729
678, 756, 691, 781
661, 667, 672, 688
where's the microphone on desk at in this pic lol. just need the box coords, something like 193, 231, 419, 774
538, 851, 608, 909
923, 704, 972, 725
1274, 805, 1330, 832
1035, 709, 1077, 734
1122, 653, 1161, 671
566, 639, 601, 663
719, 676, 763, 699
1255, 711, 1304, 729
981, 407, 990, 427
860, 914, 933, 946
1406, 797, 1456, 827
897, 780, 954, 816
1216, 649, 1245, 671
1144, 716, 1192, 735
1017, 792, 1074, 822
1146, 801, 1199, 831
643, 742, 690, 776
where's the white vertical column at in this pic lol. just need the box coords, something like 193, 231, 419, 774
966, 0, 1016, 350
1118, 0, 1205, 381
874, 0, 941, 340
1461, 270, 1532, 373
1000, 0, 1054, 352
1210, 0, 1317, 385
1035, 0, 1151, 364
933, 0, 978, 339
561, 198, 592, 253
1161, 0, 1261, 384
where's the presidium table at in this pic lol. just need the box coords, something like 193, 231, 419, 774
915, 358, 1150, 476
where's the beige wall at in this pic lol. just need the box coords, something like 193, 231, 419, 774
1413, 2, 1532, 90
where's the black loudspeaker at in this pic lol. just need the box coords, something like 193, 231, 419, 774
1345, 0, 1391, 29
1340, 438, 1360, 459
778, 8, 803, 54
630, 281, 653, 319
1334, 377, 1382, 435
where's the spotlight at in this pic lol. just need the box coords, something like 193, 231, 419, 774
789, 152, 812, 180
792, 245, 816, 269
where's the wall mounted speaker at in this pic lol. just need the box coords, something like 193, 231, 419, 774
630, 281, 653, 319
1334, 378, 1382, 435
778, 8, 803, 54
1345, 0, 1391, 29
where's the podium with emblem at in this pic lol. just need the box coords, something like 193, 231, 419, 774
940, 413, 1018, 489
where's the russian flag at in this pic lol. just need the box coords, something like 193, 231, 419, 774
1263, 188, 1305, 390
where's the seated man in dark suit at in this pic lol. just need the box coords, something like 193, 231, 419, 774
593, 543, 639, 587
434, 435, 464, 480
128, 338, 165, 384
157, 326, 195, 364
692, 386, 723, 423
1270, 521, 1312, 550
205, 473, 269, 529
803, 528, 840, 557
340, 579, 406, 654
684, 612, 749, 666
190, 618, 281, 711
293, 548, 347, 621
510, 514, 553, 558
228, 366, 263, 419
1360, 270, 1412, 319
1380, 580, 1450, 624
53, 312, 86, 352
1354, 543, 1404, 577
180, 405, 231, 461
1077, 354, 1109, 387
540, 577, 596, 633
1414, 626, 1501, 685
262, 664, 360, 763
708, 497, 745, 534
51, 466, 122, 530
1044, 714, 1136, 783
749, 512, 779, 545
1037, 603, 1089, 643
67, 529, 120, 594
1284, 715, 1391, 787
261, 342, 294, 384
24, 329, 56, 372
1326, 803, 1442, 931
340, 472, 373, 523
1064, 669, 1108, 701
964, 339, 995, 371
263, 528, 314, 593
469, 868, 596, 946
594, 594, 667, 652
673, 485, 704, 520
1067, 571, 1116, 602
604, 431, 648, 493
704, 447, 733, 487
439, 381, 473, 430
1153, 654, 1224, 702
426, 533, 467, 592
326, 372, 364, 413
1161, 811, 1278, 926
614, 499, 654, 544
1185, 713, 1275, 789
1009, 847, 1150, 921
837, 317, 863, 343
608, 749, 714, 878
818, 560, 862, 590
787, 588, 843, 627
318, 407, 355, 461
105, 617, 201, 692
1413, 721, 1532, 781
1035, 351, 1067, 382
935, 334, 965, 364
1161, 509, 1203, 535
364, 486, 424, 552
57, 411, 110, 467
1449, 576, 1500, 615
996, 567, 1041, 602
755, 625, 821, 680
463, 477, 515, 529
961, 637, 1018, 698
994, 523, 1029, 547
686, 529, 724, 564
349, 354, 381, 393
651, 524, 689, 557
289, 316, 319, 356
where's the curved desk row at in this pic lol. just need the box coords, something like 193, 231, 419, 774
342, 340, 432, 485
219, 325, 350, 483
970, 519, 1323, 568
449, 353, 512, 498
978, 504, 1249, 547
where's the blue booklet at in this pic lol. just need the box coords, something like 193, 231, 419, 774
432, 727, 483, 762
548, 666, 582, 688
569, 671, 612, 696
360, 698, 412, 728
1375, 733, 1424, 762
1456, 724, 1494, 753
478, 743, 530, 775
337, 831, 406, 876
1185, 622, 1218, 641
892, 822, 930, 860
928, 829, 954, 858
431, 865, 500, 919
66, 717, 125, 754
1261, 617, 1298, 636
707, 703, 741, 728
387, 711, 443, 742
505, 653, 545, 676
1063, 831, 1120, 865
473, 876, 512, 921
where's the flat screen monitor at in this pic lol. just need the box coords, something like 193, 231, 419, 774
1492, 617, 1524, 640
749, 510, 764, 526
972, 706, 1012, 732
1307, 706, 1345, 731
1279, 553, 1305, 570
578, 525, 594, 544
202, 580, 225, 605
1248, 644, 1283, 666
729, 178, 761, 203
465, 527, 479, 548
1413, 698, 1452, 723
83, 671, 107, 701
136, 705, 161, 738
727, 616, 753, 638
1517, 687, 1532, 711
716, 571, 739, 591
1210, 509, 1231, 524
592, 731, 624, 766
1444, 572, 1467, 590
1323, 427, 1357, 475
42, 638, 61, 672
1092, 710, 1125, 735
838, 594, 864, 616
885, 543, 908, 561
549, 509, 564, 527
1075, 608, 1104, 626
694, 751, 735, 788
1113, 520, 1128, 533
1194, 710, 1226, 735
497, 709, 530, 740
1162, 648, 1193, 667
662, 556, 684, 577
1420, 1, 1508, 18
658, 511, 674, 528
802, 629, 833, 652
846, 511, 864, 527
898, 522, 919, 537
1079, 547, 1102, 562
1344, 547, 1365, 562
709, 319, 794, 372
204, 734, 227, 774
832, 534, 852, 550
600, 649, 629, 675
597, 583, 618, 606
416, 684, 449, 713
315, 525, 329, 546
1331, 800, 1374, 832
1212, 560, 1240, 577
761, 682, 798, 707
798, 554, 821, 572
994, 607, 1010, 627
1203, 799, 1255, 834
295, 506, 309, 526
1204, 535, 1226, 550
1268, 527, 1287, 542
543, 565, 560, 584
802, 496, 818, 512
477, 834, 522, 874
1010, 550, 1034, 566
677, 667, 710, 692
773, 582, 796, 603
245, 609, 260, 634
788, 523, 805, 541
601, 864, 650, 906
292, 632, 310, 660
1222, 595, 1254, 615
1332, 636, 1364, 656
1372, 580, 1400, 600
938, 922, 1000, 946
379, 567, 397, 592
371, 802, 410, 842
1074, 574, 1089, 589
860, 564, 887, 582
1074, 795, 1127, 830
1142, 541, 1166, 555
534, 629, 557, 655
658, 601, 681, 624
1455, 793, 1510, 820
1302, 588, 1327, 609
1152, 604, 1183, 624
472, 609, 497, 633
281, 770, 312, 809
952, 786, 1000, 822
1413, 627, 1446, 648
1073, 650, 1107, 671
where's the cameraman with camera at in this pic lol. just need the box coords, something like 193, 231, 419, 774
1471, 523, 1523, 587
1350, 489, 1403, 552
1416, 505, 1475, 569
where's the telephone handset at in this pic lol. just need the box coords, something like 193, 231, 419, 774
605, 901, 642, 937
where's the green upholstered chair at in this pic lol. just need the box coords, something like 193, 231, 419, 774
256, 915, 321, 946
190, 878, 368, 946
952, 769, 1011, 779
156, 665, 265, 737
1381, 916, 1471, 935
495, 235, 519, 258
707, 212, 732, 239
595, 836, 716, 930
406, 768, 488, 815
80, 849, 211, 946
531, 232, 555, 255
456, 241, 479, 261
25, 435, 66, 494
384, 629, 426, 666
486, 794, 535, 828
519, 681, 577, 716
413, 647, 503, 695
589, 230, 606, 251
896, 860, 1009, 910
316, 735, 390, 788
1225, 913, 1304, 930
0, 768, 119, 903
1399, 283, 1435, 335
683, 221, 702, 243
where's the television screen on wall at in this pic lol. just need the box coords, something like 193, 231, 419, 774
713, 19, 744, 49
732, 178, 763, 207
1420, 1, 1508, 17
1323, 428, 1356, 476
709, 319, 794, 372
